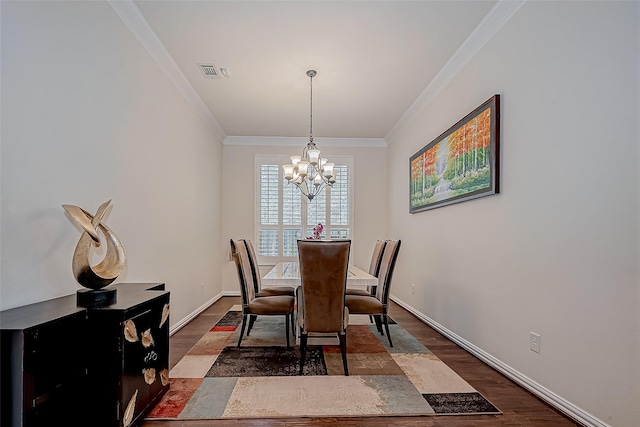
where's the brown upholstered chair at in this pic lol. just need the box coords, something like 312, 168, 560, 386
230, 239, 295, 348
244, 239, 295, 298
242, 239, 296, 336
297, 239, 351, 375
346, 239, 387, 296
345, 239, 401, 347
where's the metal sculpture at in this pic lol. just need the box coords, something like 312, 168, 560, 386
62, 199, 126, 290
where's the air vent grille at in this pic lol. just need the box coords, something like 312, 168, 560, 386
198, 63, 220, 79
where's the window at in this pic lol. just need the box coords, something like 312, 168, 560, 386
256, 155, 353, 264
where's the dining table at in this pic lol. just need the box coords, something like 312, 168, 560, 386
262, 261, 378, 344
262, 261, 377, 289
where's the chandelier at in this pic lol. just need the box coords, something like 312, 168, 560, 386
282, 70, 334, 201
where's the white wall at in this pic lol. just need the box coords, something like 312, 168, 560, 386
0, 1, 225, 327
221, 142, 388, 293
387, 1, 639, 426
2, 1, 638, 425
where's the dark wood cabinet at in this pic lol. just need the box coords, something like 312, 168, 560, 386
1, 283, 170, 427
86, 288, 170, 427
1, 297, 89, 427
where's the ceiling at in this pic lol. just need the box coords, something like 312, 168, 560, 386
129, 1, 497, 140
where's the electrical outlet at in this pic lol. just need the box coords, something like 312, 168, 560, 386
411, 283, 415, 294
530, 332, 540, 353
200, 283, 205, 294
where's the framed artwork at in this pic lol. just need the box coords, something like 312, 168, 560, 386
409, 94, 500, 213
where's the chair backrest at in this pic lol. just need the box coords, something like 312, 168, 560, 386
243, 239, 262, 294
375, 239, 401, 305
229, 239, 256, 306
297, 239, 351, 333
368, 240, 387, 277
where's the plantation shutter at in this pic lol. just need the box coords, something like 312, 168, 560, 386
256, 155, 353, 263
258, 164, 279, 256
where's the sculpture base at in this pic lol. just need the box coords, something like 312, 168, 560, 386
77, 287, 117, 308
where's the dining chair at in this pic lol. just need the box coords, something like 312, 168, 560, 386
230, 239, 295, 348
242, 238, 296, 336
243, 239, 296, 298
297, 239, 351, 376
345, 239, 401, 347
346, 239, 387, 297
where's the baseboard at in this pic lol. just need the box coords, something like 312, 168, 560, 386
390, 295, 609, 427
169, 291, 242, 336
221, 290, 241, 297
169, 293, 223, 336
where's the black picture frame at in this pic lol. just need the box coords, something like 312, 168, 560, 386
409, 94, 500, 213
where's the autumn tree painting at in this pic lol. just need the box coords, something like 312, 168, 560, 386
410, 95, 500, 213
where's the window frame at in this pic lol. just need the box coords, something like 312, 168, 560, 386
254, 154, 354, 266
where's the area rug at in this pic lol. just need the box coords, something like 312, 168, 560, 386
146, 305, 500, 420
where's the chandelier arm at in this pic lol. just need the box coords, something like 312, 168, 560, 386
288, 177, 329, 201
294, 182, 306, 197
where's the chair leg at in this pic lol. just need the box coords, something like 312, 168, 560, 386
290, 312, 296, 341
383, 314, 393, 347
285, 314, 291, 348
237, 314, 248, 347
373, 315, 383, 335
247, 314, 257, 335
339, 332, 349, 376
299, 333, 308, 375
368, 315, 374, 323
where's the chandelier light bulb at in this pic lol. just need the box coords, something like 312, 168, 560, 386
297, 161, 309, 177
308, 149, 321, 165
282, 164, 294, 180
323, 163, 335, 178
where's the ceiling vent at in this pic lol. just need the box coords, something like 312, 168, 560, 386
198, 63, 221, 79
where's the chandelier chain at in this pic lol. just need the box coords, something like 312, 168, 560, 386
309, 72, 313, 141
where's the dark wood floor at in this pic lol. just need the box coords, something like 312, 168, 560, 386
142, 297, 582, 427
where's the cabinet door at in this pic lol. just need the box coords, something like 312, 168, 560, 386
24, 313, 89, 427
121, 296, 169, 427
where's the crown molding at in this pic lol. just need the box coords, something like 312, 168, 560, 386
108, 0, 226, 141
224, 136, 387, 148
111, 0, 525, 147
385, 0, 526, 144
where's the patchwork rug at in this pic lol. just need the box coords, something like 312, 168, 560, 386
146, 305, 500, 420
